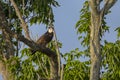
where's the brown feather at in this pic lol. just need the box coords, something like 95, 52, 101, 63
30, 28, 54, 54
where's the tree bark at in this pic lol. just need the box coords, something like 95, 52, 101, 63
10, 0, 31, 40
53, 25, 61, 80
0, 60, 13, 80
49, 56, 58, 80
90, 14, 101, 80
2, 29, 14, 58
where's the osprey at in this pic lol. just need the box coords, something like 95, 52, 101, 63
31, 27, 54, 54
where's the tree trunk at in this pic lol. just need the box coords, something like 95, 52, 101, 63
0, 61, 11, 80
2, 29, 14, 58
49, 55, 58, 80
90, 14, 101, 80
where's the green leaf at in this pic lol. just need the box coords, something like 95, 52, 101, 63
115, 27, 120, 38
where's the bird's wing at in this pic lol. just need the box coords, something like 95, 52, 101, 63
36, 31, 53, 46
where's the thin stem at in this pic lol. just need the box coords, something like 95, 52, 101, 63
53, 25, 61, 79
10, 0, 31, 40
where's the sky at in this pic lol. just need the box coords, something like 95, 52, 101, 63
0, 0, 120, 80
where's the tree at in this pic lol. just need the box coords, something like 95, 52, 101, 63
76, 0, 118, 80
0, 0, 119, 80
89, 0, 117, 80
0, 0, 60, 80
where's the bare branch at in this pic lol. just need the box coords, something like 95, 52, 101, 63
101, 0, 117, 16
96, 0, 103, 11
51, 24, 61, 79
10, 0, 31, 40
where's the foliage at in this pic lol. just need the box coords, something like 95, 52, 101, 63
27, 0, 60, 25
63, 48, 90, 80
75, 1, 90, 47
75, 0, 119, 80
0, 0, 120, 80
76, 1, 109, 47
1, 0, 59, 26
0, 0, 59, 80
5, 40, 62, 80
115, 27, 120, 39
0, 0, 60, 57
101, 40, 120, 80
6, 49, 50, 80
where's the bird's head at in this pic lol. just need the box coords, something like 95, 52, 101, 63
48, 27, 54, 33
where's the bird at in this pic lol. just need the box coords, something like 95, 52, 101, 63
30, 27, 54, 54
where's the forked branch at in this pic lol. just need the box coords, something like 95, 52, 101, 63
10, 0, 31, 40
100, 0, 117, 17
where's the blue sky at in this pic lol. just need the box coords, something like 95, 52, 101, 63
0, 0, 120, 80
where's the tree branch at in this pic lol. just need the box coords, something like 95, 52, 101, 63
52, 24, 61, 79
101, 0, 117, 16
0, 22, 57, 59
10, 0, 31, 40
